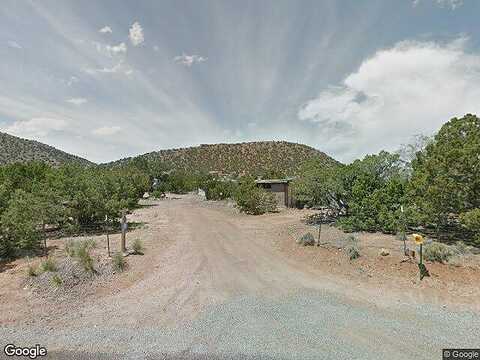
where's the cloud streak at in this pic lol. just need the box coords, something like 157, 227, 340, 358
413, 0, 463, 9
66, 98, 88, 106
174, 54, 207, 67
7, 40, 22, 49
2, 117, 69, 138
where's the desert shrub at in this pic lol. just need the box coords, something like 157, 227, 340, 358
407, 115, 480, 242
75, 242, 95, 273
0, 161, 149, 260
460, 209, 480, 246
132, 239, 144, 254
50, 274, 63, 287
423, 242, 453, 263
234, 178, 277, 215
454, 241, 470, 255
84, 238, 97, 249
40, 257, 57, 272
296, 232, 315, 246
27, 264, 37, 277
65, 239, 76, 257
347, 245, 360, 260
112, 252, 127, 272
203, 178, 236, 200
0, 190, 42, 257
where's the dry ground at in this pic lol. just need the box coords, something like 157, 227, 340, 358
1, 194, 479, 359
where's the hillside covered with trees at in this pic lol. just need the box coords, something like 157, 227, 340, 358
0, 132, 92, 166
108, 141, 338, 177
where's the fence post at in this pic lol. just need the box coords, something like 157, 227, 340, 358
317, 223, 322, 246
42, 223, 47, 256
105, 215, 111, 257
121, 210, 127, 253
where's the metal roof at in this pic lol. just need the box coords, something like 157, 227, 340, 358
255, 178, 293, 184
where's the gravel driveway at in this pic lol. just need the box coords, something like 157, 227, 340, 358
1, 196, 479, 359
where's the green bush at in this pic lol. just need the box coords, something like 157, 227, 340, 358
423, 242, 453, 263
203, 178, 236, 200
75, 242, 95, 273
40, 257, 57, 272
454, 241, 470, 255
27, 264, 37, 277
297, 232, 315, 246
50, 274, 63, 287
460, 209, 480, 246
347, 245, 360, 260
234, 178, 277, 215
112, 252, 127, 272
408, 115, 480, 232
0, 161, 149, 260
132, 239, 144, 254
65, 239, 76, 257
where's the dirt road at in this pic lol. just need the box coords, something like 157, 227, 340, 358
1, 195, 479, 359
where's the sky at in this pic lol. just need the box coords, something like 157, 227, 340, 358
1, 0, 480, 163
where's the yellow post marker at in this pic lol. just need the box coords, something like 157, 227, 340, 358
413, 233, 424, 245
412, 234, 428, 280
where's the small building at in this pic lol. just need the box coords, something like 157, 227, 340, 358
255, 178, 294, 208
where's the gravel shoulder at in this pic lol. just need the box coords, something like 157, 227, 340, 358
0, 194, 479, 359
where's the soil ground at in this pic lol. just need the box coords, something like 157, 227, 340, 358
1, 194, 479, 359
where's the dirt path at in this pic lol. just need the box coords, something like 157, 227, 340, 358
1, 195, 479, 359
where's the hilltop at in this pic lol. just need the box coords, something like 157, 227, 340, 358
109, 141, 339, 176
0, 132, 93, 166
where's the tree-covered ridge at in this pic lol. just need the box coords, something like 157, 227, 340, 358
0, 132, 93, 166
108, 141, 339, 177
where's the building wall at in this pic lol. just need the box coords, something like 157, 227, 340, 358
258, 183, 290, 207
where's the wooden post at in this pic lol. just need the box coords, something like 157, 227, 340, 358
43, 223, 47, 256
400, 206, 408, 256
317, 223, 322, 246
121, 210, 127, 253
105, 215, 111, 257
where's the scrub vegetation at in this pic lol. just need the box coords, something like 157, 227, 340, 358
292, 114, 480, 247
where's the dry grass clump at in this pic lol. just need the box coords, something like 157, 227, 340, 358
112, 252, 127, 272
423, 242, 453, 263
65, 239, 96, 273
40, 257, 57, 272
27, 264, 37, 277
132, 239, 144, 255
296, 233, 315, 246
347, 245, 360, 260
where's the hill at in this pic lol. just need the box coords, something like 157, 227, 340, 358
109, 141, 339, 176
0, 132, 93, 166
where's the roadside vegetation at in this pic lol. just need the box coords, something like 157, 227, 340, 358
292, 114, 480, 248
2, 113, 478, 265
0, 163, 149, 260
234, 177, 277, 215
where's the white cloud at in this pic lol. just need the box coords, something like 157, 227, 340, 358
92, 126, 122, 136
2, 117, 68, 137
67, 76, 79, 86
153, 45, 159, 52
7, 40, 22, 49
298, 37, 480, 162
174, 54, 207, 67
66, 97, 87, 106
84, 61, 132, 76
129, 22, 144, 46
99, 26, 113, 34
413, 0, 463, 9
106, 42, 127, 56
